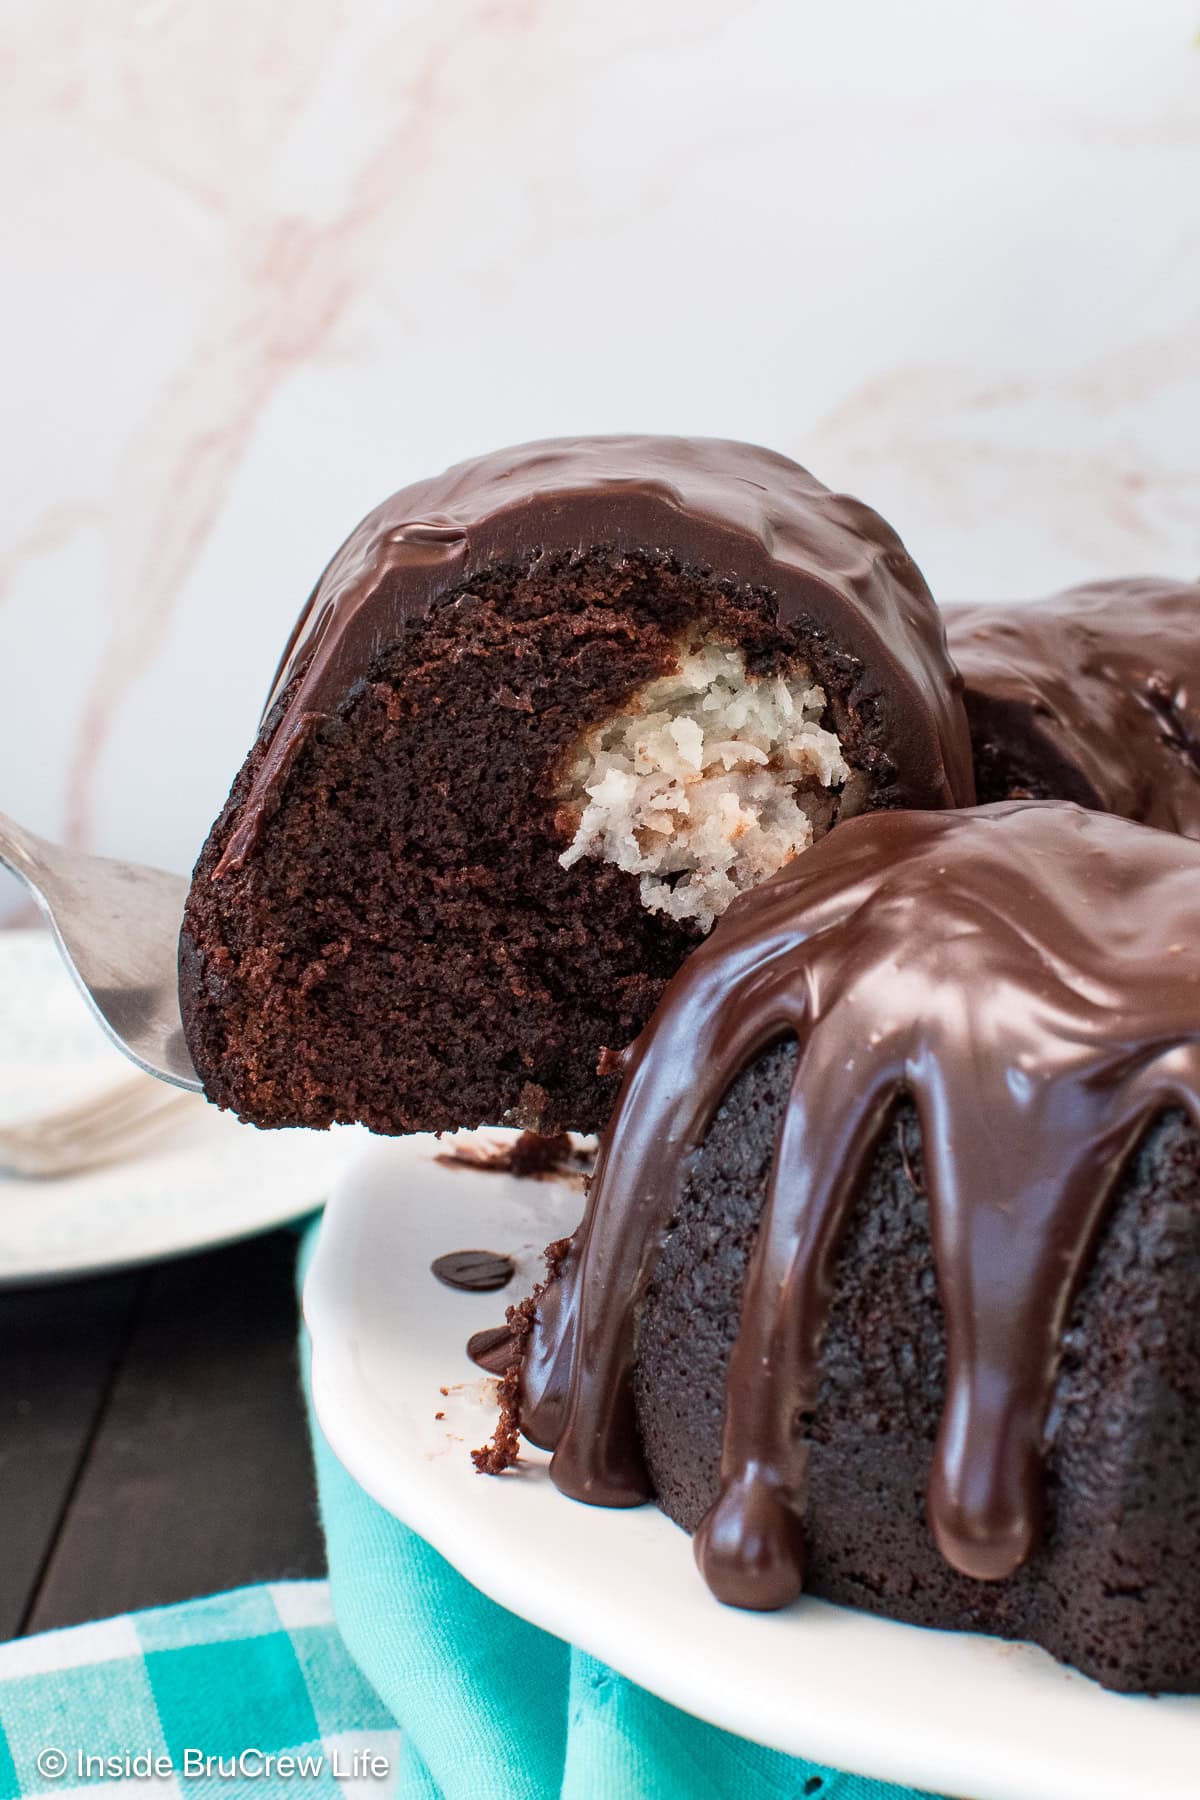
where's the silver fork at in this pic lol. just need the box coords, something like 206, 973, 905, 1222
0, 810, 202, 1091
0, 1073, 203, 1179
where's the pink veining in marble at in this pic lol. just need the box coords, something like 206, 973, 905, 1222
58, 0, 539, 850
0, 0, 1197, 925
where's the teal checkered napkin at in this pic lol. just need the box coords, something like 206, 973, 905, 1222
0, 1583, 401, 1800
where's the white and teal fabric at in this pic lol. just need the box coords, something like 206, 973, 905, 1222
0, 1583, 399, 1798
0, 1221, 939, 1800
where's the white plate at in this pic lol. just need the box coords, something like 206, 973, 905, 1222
0, 929, 367, 1284
305, 1135, 1200, 1800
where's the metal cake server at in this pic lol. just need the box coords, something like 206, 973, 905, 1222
0, 810, 203, 1091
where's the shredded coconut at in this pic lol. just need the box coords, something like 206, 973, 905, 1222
557, 642, 850, 930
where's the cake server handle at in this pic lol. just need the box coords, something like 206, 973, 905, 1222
0, 810, 202, 1092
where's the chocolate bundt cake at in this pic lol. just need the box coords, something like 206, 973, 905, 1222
180, 437, 972, 1136
945, 578, 1200, 835
502, 802, 1200, 1692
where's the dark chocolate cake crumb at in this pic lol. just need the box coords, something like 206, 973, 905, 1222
507, 1132, 589, 1179
471, 1358, 526, 1476
431, 1249, 516, 1292
434, 1131, 594, 1186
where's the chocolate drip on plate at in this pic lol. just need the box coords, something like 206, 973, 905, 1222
520, 803, 1200, 1608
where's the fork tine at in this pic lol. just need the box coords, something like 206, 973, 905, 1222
0, 1076, 180, 1150
36, 1088, 196, 1155
21, 1075, 172, 1142
0, 1089, 200, 1179
0, 1082, 200, 1175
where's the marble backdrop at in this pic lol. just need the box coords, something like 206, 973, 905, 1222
2, 0, 1198, 922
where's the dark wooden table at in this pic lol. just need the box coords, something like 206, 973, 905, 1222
0, 1228, 326, 1639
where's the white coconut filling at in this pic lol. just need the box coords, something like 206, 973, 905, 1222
557, 642, 850, 930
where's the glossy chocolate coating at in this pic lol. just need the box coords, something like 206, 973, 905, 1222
518, 803, 1200, 1609
216, 436, 973, 873
946, 579, 1200, 838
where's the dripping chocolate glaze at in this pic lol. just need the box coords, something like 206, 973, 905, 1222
213, 436, 974, 876
946, 578, 1200, 839
518, 803, 1200, 1610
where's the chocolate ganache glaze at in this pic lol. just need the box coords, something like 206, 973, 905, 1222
517, 802, 1200, 1611
946, 578, 1200, 838
215, 436, 973, 875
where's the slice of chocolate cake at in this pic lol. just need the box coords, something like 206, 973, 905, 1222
945, 578, 1200, 835
502, 802, 1200, 1692
180, 437, 972, 1136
